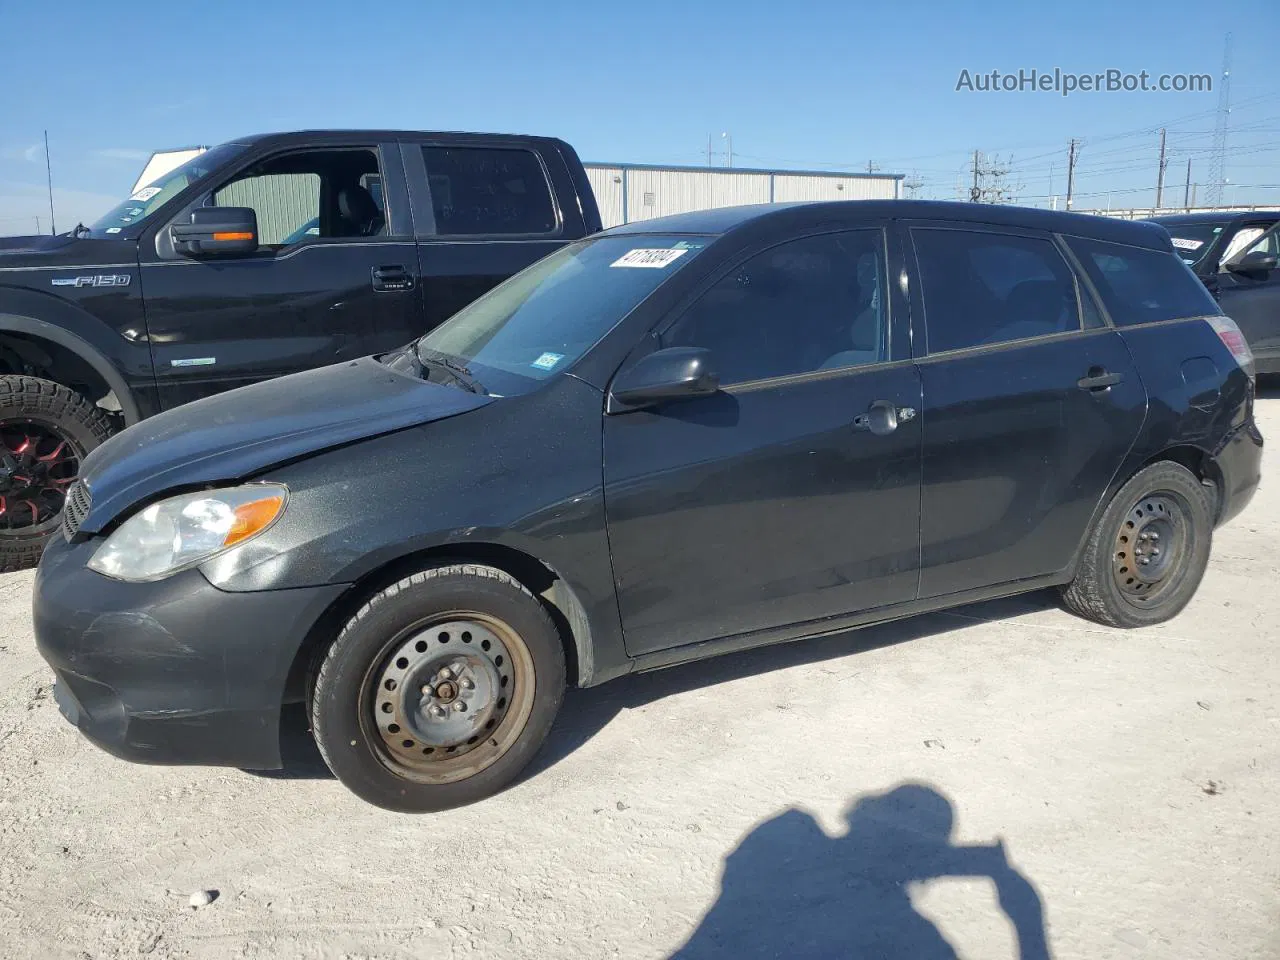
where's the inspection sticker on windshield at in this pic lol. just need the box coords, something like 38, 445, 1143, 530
1171, 237, 1204, 251
531, 352, 565, 371
130, 186, 162, 202
611, 248, 689, 269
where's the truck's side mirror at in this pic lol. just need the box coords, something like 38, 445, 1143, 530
170, 207, 259, 257
607, 346, 719, 413
1226, 249, 1278, 277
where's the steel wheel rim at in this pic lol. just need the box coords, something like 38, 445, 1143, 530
1112, 491, 1188, 605
0, 418, 83, 538
361, 612, 536, 785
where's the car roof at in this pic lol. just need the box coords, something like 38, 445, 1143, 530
1149, 211, 1280, 226
231, 130, 569, 149
605, 200, 1173, 250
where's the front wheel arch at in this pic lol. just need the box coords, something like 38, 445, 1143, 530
284, 543, 593, 708
0, 315, 141, 425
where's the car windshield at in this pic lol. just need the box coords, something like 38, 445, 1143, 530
1154, 221, 1225, 266
413, 233, 711, 395
86, 143, 247, 238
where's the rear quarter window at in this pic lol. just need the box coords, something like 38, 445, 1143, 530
1065, 236, 1220, 326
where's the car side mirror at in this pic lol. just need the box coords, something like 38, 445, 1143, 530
1226, 249, 1278, 277
608, 346, 719, 413
170, 207, 259, 257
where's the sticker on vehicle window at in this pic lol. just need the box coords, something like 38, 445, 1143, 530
1171, 237, 1204, 251
105, 227, 122, 234
130, 186, 162, 202
531, 352, 565, 371
611, 248, 689, 269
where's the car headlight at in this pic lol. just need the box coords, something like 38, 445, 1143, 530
88, 484, 288, 582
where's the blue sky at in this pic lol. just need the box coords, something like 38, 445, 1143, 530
1, 0, 1277, 233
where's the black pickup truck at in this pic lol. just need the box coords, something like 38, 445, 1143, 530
1148, 211, 1280, 374
0, 130, 602, 569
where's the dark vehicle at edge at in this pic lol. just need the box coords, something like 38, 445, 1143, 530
34, 200, 1263, 812
1149, 211, 1280, 373
0, 129, 601, 570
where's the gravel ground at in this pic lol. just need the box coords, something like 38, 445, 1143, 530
1, 396, 1278, 960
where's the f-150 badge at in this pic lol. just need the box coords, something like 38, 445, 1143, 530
51, 274, 131, 288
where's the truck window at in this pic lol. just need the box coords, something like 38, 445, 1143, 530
211, 148, 386, 245
421, 146, 556, 236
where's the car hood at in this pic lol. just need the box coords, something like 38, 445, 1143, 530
76, 357, 492, 533
0, 234, 77, 258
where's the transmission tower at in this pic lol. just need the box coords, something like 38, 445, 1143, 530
1205, 34, 1232, 206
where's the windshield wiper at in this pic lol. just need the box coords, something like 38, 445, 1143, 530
69, 223, 91, 239
415, 346, 488, 395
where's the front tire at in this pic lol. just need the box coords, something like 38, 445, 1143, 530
0, 376, 114, 573
311, 564, 566, 812
1061, 461, 1213, 628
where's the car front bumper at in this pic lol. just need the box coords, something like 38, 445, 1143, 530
33, 534, 346, 769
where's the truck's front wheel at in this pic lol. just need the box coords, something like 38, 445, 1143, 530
0, 376, 114, 572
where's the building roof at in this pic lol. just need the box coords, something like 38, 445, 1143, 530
584, 161, 904, 181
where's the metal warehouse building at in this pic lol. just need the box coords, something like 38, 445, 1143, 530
585, 163, 903, 228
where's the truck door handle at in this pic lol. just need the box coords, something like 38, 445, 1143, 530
852, 399, 912, 436
1077, 368, 1123, 392
372, 265, 413, 292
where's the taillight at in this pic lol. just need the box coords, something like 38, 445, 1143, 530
1206, 316, 1255, 373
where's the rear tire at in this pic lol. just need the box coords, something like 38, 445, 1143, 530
310, 563, 566, 812
1061, 461, 1213, 628
0, 376, 114, 573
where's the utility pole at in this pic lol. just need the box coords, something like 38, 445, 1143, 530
721, 132, 733, 168
43, 130, 56, 236
970, 150, 981, 202
1065, 138, 1079, 211
1184, 158, 1193, 210
707, 133, 713, 167
1206, 33, 1232, 206
1155, 128, 1168, 209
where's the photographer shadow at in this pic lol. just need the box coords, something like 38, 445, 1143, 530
671, 782, 1051, 959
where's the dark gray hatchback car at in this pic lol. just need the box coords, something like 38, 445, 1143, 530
34, 201, 1262, 811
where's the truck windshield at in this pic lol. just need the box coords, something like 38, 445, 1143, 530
86, 143, 247, 238
414, 233, 711, 395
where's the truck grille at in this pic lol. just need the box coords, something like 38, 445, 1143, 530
61, 481, 92, 540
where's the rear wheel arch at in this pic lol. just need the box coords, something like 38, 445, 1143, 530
1140, 444, 1223, 521
0, 315, 140, 425
285, 542, 593, 706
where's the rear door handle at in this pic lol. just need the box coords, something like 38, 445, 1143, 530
852, 399, 913, 436
372, 264, 413, 292
1077, 368, 1124, 392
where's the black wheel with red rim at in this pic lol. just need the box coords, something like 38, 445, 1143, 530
0, 420, 84, 537
0, 376, 114, 572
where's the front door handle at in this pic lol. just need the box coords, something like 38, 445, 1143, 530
1077, 368, 1124, 392
852, 399, 911, 436
372, 264, 413, 293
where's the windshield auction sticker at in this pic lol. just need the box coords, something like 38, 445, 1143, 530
611, 248, 689, 269
1171, 237, 1204, 251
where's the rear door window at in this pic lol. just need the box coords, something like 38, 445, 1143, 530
1064, 236, 1220, 325
911, 228, 1083, 354
421, 146, 557, 236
